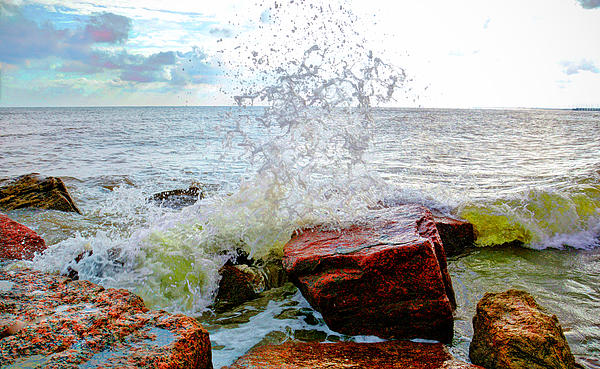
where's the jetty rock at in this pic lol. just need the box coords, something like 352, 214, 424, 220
0, 173, 81, 214
0, 213, 46, 261
470, 289, 578, 369
283, 204, 456, 343
224, 340, 484, 369
433, 215, 476, 256
150, 183, 220, 209
0, 268, 212, 368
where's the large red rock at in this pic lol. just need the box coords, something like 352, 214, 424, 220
224, 340, 484, 369
469, 289, 578, 369
0, 268, 212, 368
283, 205, 456, 343
0, 214, 46, 260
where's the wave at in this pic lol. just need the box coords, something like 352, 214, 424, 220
458, 185, 600, 249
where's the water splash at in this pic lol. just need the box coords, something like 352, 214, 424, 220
459, 186, 600, 249
33, 0, 408, 314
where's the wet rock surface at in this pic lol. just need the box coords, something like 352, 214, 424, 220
224, 340, 484, 369
433, 215, 476, 256
214, 265, 262, 312
283, 204, 456, 343
0, 268, 212, 368
470, 289, 578, 369
0, 214, 46, 261
0, 173, 81, 214
213, 249, 288, 312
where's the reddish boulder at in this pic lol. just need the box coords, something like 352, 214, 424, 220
283, 205, 456, 343
0, 173, 81, 214
0, 214, 46, 260
434, 215, 476, 256
470, 289, 578, 369
0, 268, 213, 368
224, 340, 484, 369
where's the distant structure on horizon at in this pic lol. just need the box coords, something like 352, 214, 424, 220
572, 107, 600, 111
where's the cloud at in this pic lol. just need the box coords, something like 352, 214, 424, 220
85, 12, 131, 43
209, 27, 233, 38
577, 0, 600, 9
0, 4, 218, 87
561, 59, 599, 75
0, 5, 130, 64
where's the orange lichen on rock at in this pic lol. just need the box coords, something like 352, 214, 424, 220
0, 268, 212, 368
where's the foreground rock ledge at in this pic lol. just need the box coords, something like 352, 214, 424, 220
470, 289, 578, 369
0, 268, 212, 368
224, 340, 484, 369
283, 205, 456, 343
0, 173, 81, 214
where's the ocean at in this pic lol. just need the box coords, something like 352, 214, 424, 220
1, 106, 599, 367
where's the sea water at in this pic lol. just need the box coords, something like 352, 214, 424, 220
1, 106, 599, 367
1, 0, 600, 366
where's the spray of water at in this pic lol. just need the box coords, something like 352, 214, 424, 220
32, 0, 408, 314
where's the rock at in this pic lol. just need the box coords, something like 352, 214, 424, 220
150, 183, 219, 209
213, 248, 289, 312
469, 289, 578, 369
0, 173, 81, 214
283, 205, 456, 343
433, 215, 476, 256
224, 340, 484, 369
214, 265, 263, 312
0, 214, 46, 260
0, 268, 212, 368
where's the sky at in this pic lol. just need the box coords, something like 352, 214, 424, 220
0, 0, 599, 108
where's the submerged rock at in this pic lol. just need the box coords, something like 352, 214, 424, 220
0, 214, 46, 261
433, 215, 476, 256
0, 268, 212, 368
470, 289, 578, 369
213, 254, 288, 312
224, 340, 484, 369
0, 173, 81, 214
283, 204, 456, 343
214, 265, 262, 312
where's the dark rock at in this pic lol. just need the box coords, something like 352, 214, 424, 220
213, 248, 288, 312
283, 205, 456, 343
470, 289, 578, 369
0, 267, 212, 368
214, 265, 263, 312
224, 340, 484, 369
0, 214, 46, 261
150, 183, 219, 209
0, 173, 81, 214
433, 215, 476, 256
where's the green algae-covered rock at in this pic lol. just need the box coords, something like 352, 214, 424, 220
0, 173, 81, 214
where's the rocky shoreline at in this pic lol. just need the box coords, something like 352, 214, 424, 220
0, 174, 583, 368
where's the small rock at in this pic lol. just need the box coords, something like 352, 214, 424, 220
0, 173, 81, 213
434, 215, 476, 256
283, 205, 456, 343
0, 214, 47, 261
150, 183, 219, 209
214, 265, 264, 312
224, 340, 484, 369
470, 289, 578, 369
